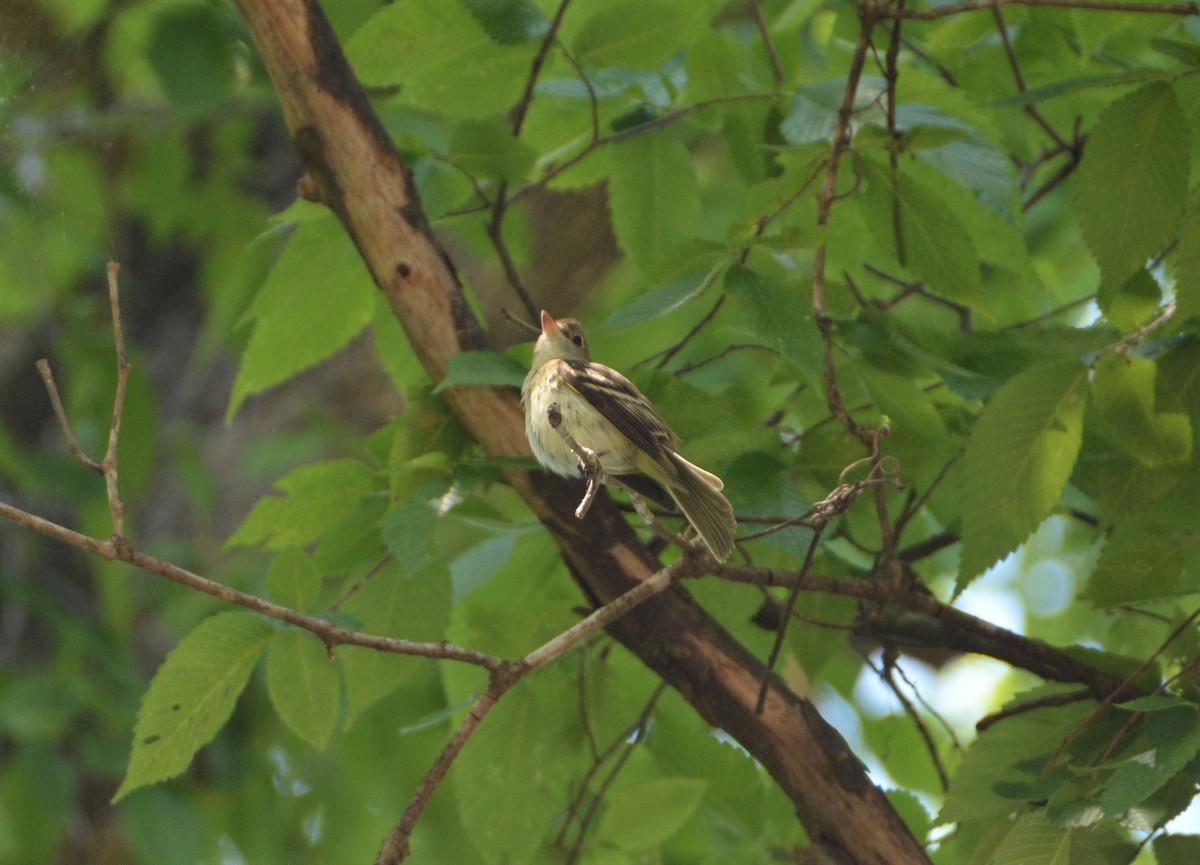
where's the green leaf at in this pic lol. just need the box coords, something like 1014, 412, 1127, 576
602, 269, 718, 329
347, 0, 536, 117
266, 548, 324, 614
940, 690, 1094, 826
987, 812, 1071, 865
265, 629, 341, 750
986, 70, 1166, 107
958, 361, 1088, 591
114, 612, 273, 801
1097, 268, 1162, 333
596, 777, 708, 850
1155, 835, 1200, 865
1088, 498, 1200, 605
338, 560, 452, 726
449, 119, 537, 182
1174, 192, 1200, 322
380, 483, 446, 574
1100, 706, 1200, 816
859, 156, 985, 305
225, 459, 378, 550
573, 1, 695, 70
457, 0, 548, 45
607, 132, 701, 271
228, 216, 376, 418
147, 5, 235, 116
723, 264, 822, 379
433, 350, 527, 393
453, 667, 586, 863
1075, 81, 1191, 292
1092, 354, 1191, 467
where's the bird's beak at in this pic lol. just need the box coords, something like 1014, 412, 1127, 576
540, 310, 560, 338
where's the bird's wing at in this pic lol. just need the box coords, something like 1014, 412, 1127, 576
557, 360, 678, 462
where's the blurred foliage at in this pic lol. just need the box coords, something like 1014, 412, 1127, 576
3, 0, 1200, 863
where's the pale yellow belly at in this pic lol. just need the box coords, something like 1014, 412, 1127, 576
523, 367, 639, 477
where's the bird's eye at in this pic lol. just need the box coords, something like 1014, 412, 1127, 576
572, 334, 584, 347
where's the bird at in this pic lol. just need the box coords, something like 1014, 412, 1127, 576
521, 310, 736, 561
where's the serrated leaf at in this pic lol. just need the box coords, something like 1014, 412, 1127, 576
596, 777, 708, 850
940, 690, 1094, 826
607, 132, 701, 271
602, 270, 716, 329
346, 0, 535, 117
433, 350, 526, 394
1100, 707, 1200, 815
114, 612, 273, 801
266, 547, 323, 614
723, 264, 822, 378
958, 361, 1087, 589
381, 488, 442, 574
573, 1, 694, 70
1093, 354, 1191, 467
1089, 501, 1200, 605
457, 0, 548, 45
266, 629, 341, 750
338, 560, 452, 726
988, 812, 1071, 865
860, 156, 984, 305
1097, 268, 1162, 333
225, 459, 378, 550
449, 119, 537, 182
228, 216, 375, 418
454, 668, 586, 863
1075, 81, 1190, 292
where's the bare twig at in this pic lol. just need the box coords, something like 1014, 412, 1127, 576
748, 0, 785, 84
975, 688, 1091, 732
864, 649, 950, 791
102, 262, 132, 539
35, 360, 102, 473
0, 497, 503, 669
510, 0, 574, 136
990, 3, 1068, 149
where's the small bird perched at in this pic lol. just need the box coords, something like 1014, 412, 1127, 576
522, 310, 736, 561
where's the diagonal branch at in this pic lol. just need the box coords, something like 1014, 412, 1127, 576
228, 2, 934, 863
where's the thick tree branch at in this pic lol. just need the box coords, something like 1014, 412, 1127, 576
229, 1, 932, 863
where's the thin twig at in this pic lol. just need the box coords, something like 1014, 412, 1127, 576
0, 497, 503, 669
975, 688, 1091, 732
651, 295, 726, 370
866, 649, 950, 791
748, 0, 785, 84
990, 3, 1069, 149
102, 262, 131, 539
376, 555, 696, 864
1046, 604, 1200, 769
509, 0, 574, 136
757, 524, 824, 714
35, 360, 102, 473
561, 682, 668, 862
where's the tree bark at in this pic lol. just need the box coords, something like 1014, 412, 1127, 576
228, 1, 933, 863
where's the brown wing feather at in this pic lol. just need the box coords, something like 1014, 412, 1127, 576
556, 359, 678, 463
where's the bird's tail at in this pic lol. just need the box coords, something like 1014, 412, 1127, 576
666, 453, 736, 561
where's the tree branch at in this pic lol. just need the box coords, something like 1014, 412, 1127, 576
228, 2, 934, 863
